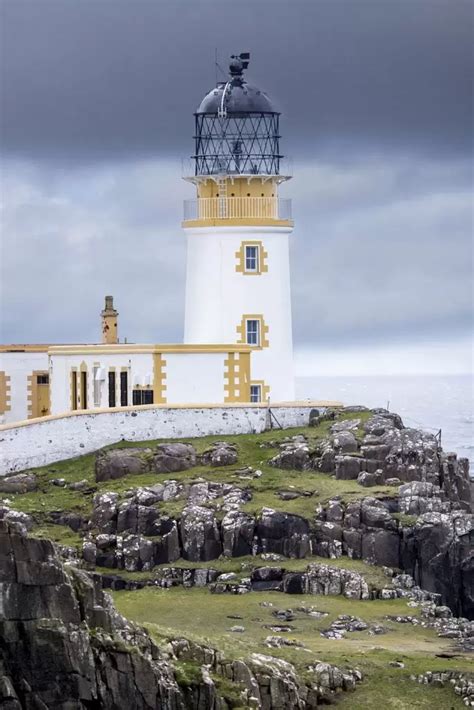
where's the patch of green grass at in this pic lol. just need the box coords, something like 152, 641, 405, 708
30, 523, 83, 549
392, 513, 418, 527
112, 587, 470, 709
173, 660, 203, 687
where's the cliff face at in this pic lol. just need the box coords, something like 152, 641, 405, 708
0, 519, 186, 709
0, 520, 364, 709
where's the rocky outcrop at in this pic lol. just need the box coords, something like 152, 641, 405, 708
95, 443, 198, 481
0, 520, 363, 709
0, 473, 37, 494
95, 447, 151, 481
199, 441, 238, 467
401, 510, 474, 618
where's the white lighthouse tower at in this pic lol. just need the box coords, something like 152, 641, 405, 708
183, 53, 294, 403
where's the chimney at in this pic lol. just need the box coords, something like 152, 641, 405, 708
101, 295, 118, 344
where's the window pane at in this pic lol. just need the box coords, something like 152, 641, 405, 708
246, 319, 259, 345
245, 245, 258, 271
250, 385, 261, 402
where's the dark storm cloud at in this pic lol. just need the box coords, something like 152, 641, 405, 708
1, 0, 472, 161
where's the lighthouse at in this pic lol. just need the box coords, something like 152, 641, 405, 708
183, 53, 295, 403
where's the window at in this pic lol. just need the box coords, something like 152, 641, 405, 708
80, 371, 87, 410
37, 374, 49, 385
245, 245, 259, 272
250, 384, 262, 403
71, 372, 78, 410
120, 371, 128, 407
246, 319, 260, 346
108, 371, 116, 407
93, 366, 101, 408
132, 389, 154, 405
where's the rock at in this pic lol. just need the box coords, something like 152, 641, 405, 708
229, 625, 245, 632
0, 509, 34, 534
357, 471, 382, 487
180, 505, 222, 561
222, 510, 255, 557
269, 442, 311, 470
399, 481, 449, 515
95, 448, 151, 482
256, 508, 311, 558
331, 431, 358, 453
0, 473, 37, 494
51, 478, 66, 487
200, 441, 238, 467
68, 478, 90, 491
91, 492, 119, 533
335, 455, 361, 480
401, 511, 473, 618
385, 477, 402, 486
153, 443, 197, 473
331, 418, 361, 433
388, 661, 405, 668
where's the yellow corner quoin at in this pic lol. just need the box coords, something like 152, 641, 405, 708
224, 351, 251, 403
235, 241, 268, 275
0, 371, 11, 415
236, 315, 270, 350
153, 353, 167, 404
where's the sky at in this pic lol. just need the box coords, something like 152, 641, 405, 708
1, 0, 472, 376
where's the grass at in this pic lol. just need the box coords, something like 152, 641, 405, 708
30, 522, 83, 549
113, 587, 470, 709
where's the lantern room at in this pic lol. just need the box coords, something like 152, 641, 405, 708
183, 53, 292, 227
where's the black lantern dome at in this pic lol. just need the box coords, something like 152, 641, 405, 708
193, 53, 282, 177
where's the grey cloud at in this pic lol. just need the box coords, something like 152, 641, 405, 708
1, 155, 471, 350
1, 0, 472, 161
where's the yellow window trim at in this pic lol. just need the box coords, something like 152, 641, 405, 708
235, 241, 268, 275
236, 314, 269, 350
250, 380, 270, 403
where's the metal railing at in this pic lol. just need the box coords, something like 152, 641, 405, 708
183, 196, 292, 221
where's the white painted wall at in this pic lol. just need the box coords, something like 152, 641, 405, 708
0, 403, 326, 475
50, 352, 153, 414
0, 351, 49, 424
184, 226, 295, 401
165, 352, 225, 403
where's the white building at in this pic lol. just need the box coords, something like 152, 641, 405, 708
0, 53, 296, 425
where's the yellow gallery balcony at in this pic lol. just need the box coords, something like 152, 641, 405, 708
182, 196, 293, 228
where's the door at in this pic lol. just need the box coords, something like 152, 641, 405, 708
35, 373, 50, 417
120, 371, 128, 406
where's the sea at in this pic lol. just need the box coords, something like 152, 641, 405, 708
295, 374, 474, 474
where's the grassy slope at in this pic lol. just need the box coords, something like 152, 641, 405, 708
113, 587, 470, 710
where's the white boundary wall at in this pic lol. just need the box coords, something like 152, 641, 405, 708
0, 402, 332, 476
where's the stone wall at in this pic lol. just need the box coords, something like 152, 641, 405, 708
0, 402, 329, 476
